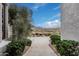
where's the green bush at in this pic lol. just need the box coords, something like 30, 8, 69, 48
50, 35, 79, 56
50, 35, 61, 44
56, 40, 79, 56
26, 39, 32, 46
6, 38, 32, 56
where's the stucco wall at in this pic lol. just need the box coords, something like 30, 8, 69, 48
0, 4, 2, 42
8, 24, 12, 38
61, 3, 79, 41
0, 4, 11, 55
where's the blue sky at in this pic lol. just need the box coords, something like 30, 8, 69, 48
16, 3, 61, 28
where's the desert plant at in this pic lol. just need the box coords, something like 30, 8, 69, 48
6, 38, 32, 56
26, 39, 32, 46
8, 4, 32, 39
50, 35, 79, 56
56, 40, 79, 56
50, 35, 61, 44
6, 40, 25, 56
6, 4, 32, 56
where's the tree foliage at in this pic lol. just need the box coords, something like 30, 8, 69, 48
8, 4, 32, 40
6, 4, 32, 56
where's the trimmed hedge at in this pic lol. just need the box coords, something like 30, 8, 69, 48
6, 38, 32, 56
50, 35, 79, 56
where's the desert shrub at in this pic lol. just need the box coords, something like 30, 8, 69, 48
26, 39, 32, 46
56, 40, 79, 56
50, 35, 61, 44
6, 4, 32, 56
6, 38, 32, 56
50, 35, 79, 56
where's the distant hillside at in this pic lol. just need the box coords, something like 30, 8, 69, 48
31, 25, 60, 32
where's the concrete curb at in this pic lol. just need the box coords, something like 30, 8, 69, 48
49, 44, 60, 56
23, 45, 32, 56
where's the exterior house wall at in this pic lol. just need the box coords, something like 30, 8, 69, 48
5, 4, 8, 39
61, 3, 79, 41
0, 4, 2, 42
6, 4, 12, 38
0, 3, 11, 56
8, 24, 12, 38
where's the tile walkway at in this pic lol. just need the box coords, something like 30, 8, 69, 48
23, 37, 57, 56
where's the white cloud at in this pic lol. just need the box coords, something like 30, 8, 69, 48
42, 19, 60, 28
53, 13, 61, 19
32, 3, 47, 11
53, 6, 60, 10
35, 13, 61, 28
48, 13, 61, 20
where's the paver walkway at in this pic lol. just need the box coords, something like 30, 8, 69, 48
23, 37, 57, 56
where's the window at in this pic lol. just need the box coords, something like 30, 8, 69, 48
2, 3, 6, 39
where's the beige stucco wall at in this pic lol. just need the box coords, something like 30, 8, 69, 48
61, 3, 79, 41
5, 4, 8, 39
0, 3, 11, 55
7, 4, 12, 38
8, 24, 12, 38
5, 4, 12, 38
0, 4, 2, 42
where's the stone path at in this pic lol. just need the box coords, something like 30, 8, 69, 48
23, 37, 57, 56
